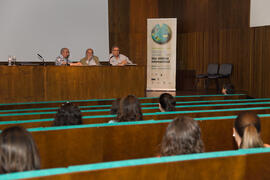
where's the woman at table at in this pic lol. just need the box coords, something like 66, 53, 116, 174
73, 48, 100, 66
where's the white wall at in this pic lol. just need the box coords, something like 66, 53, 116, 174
250, 0, 270, 27
0, 0, 109, 61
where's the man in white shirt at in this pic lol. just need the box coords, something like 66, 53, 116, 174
109, 46, 132, 66
55, 48, 71, 66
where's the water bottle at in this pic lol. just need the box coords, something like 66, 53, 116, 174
8, 56, 12, 66
57, 57, 62, 64
12, 56, 16, 66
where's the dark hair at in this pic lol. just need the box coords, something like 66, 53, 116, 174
234, 111, 264, 149
0, 126, 40, 174
111, 45, 119, 51
222, 83, 234, 94
116, 95, 143, 122
53, 102, 82, 126
161, 116, 204, 156
85, 48, 94, 55
110, 98, 121, 115
159, 93, 176, 111
60, 48, 68, 54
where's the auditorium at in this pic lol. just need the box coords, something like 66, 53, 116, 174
0, 0, 270, 179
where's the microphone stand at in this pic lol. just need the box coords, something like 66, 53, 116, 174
37, 54, 46, 66
42, 57, 46, 66
109, 56, 114, 66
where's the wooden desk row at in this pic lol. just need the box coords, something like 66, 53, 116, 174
1, 101, 270, 121
0, 95, 268, 179
1, 97, 265, 114
0, 94, 247, 110
24, 148, 270, 180
11, 115, 270, 169
1, 106, 270, 129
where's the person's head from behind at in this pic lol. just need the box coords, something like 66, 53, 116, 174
234, 111, 264, 149
60, 48, 70, 59
54, 102, 82, 126
111, 46, 120, 57
159, 93, 176, 112
0, 126, 40, 174
110, 98, 121, 115
222, 83, 234, 95
85, 48, 94, 59
116, 95, 143, 122
161, 116, 204, 156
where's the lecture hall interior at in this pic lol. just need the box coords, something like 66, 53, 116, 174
0, 0, 270, 179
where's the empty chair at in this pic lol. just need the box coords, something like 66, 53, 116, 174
207, 64, 233, 92
195, 64, 219, 89
218, 63, 233, 81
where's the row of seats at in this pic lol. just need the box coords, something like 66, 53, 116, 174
0, 93, 269, 179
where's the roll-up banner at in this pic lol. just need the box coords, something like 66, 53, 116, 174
147, 18, 177, 91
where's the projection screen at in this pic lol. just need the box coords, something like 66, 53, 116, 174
0, 0, 109, 62
250, 0, 270, 27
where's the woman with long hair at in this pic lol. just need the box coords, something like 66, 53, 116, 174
234, 111, 269, 149
0, 126, 40, 173
160, 116, 204, 156
116, 95, 143, 122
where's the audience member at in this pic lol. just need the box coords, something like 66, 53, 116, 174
0, 126, 40, 174
109, 98, 121, 123
159, 93, 176, 112
234, 111, 269, 149
53, 102, 82, 126
110, 98, 121, 115
116, 95, 143, 122
222, 83, 234, 95
160, 116, 204, 156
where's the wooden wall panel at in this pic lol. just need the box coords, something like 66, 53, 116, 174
108, 0, 130, 56
251, 26, 270, 98
262, 28, 270, 97
203, 31, 220, 71
157, 0, 270, 97
219, 29, 252, 92
109, 0, 159, 65
129, 0, 159, 65
109, 0, 270, 98
178, 26, 270, 97
158, 0, 250, 33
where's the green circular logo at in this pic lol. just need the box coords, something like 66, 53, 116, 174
151, 24, 172, 45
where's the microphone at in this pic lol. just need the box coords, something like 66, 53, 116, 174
109, 55, 114, 66
37, 54, 43, 59
37, 54, 45, 66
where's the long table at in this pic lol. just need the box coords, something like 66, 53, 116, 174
0, 66, 146, 103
